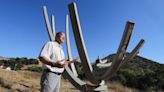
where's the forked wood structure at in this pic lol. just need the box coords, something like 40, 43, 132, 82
42, 2, 145, 92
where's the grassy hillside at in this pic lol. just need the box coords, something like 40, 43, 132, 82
0, 57, 134, 92
0, 55, 163, 92
102, 53, 164, 91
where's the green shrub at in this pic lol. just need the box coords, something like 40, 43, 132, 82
27, 66, 42, 72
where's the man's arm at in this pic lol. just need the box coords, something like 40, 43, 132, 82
63, 57, 80, 65
39, 56, 65, 68
39, 56, 53, 66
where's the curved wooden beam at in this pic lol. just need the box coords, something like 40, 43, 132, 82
43, 6, 55, 41
63, 66, 89, 92
51, 15, 56, 38
121, 39, 145, 64
68, 2, 101, 85
65, 15, 78, 77
94, 40, 144, 78
99, 21, 134, 80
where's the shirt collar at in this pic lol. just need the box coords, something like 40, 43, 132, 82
54, 41, 62, 48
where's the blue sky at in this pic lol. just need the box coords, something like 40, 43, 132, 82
0, 0, 164, 64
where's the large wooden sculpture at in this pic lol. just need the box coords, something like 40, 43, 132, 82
42, 2, 145, 92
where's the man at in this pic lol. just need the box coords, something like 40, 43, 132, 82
39, 32, 67, 92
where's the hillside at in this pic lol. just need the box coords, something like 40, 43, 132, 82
0, 55, 163, 92
100, 53, 164, 91
0, 57, 133, 92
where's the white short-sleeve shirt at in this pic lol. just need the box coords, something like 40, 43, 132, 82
39, 41, 65, 73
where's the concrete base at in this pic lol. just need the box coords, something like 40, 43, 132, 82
94, 85, 108, 92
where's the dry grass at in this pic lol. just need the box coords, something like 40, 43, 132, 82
0, 69, 79, 92
107, 82, 138, 92
0, 69, 40, 92
0, 69, 137, 92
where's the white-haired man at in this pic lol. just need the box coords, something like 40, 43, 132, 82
39, 32, 67, 92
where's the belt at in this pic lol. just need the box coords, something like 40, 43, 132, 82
44, 69, 62, 75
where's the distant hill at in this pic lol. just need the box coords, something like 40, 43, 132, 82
0, 57, 39, 70
0, 56, 9, 60
95, 53, 164, 91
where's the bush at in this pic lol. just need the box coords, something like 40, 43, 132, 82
0, 58, 39, 70
27, 66, 42, 73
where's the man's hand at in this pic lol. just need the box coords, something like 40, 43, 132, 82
51, 61, 66, 68
65, 57, 80, 65
51, 57, 80, 67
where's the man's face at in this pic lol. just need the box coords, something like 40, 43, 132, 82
58, 33, 65, 44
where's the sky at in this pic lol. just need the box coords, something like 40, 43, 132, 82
0, 0, 164, 64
